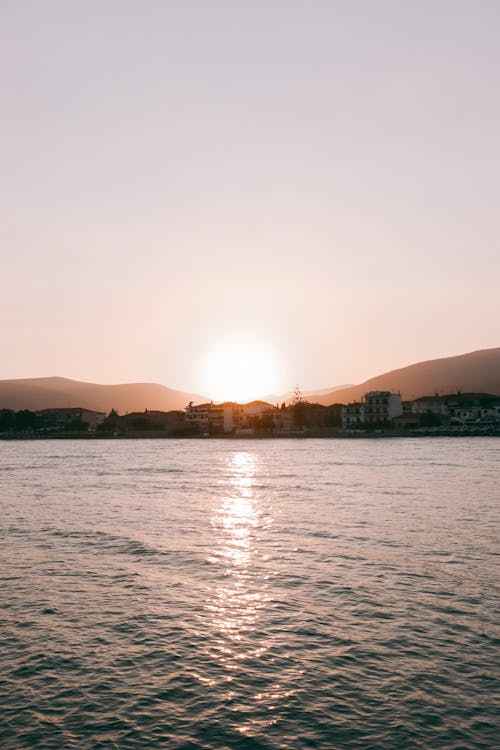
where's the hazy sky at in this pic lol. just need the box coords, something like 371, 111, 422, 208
2, 1, 499, 398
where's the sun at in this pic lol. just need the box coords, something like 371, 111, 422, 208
197, 335, 283, 403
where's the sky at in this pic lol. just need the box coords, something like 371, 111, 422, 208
1, 0, 499, 400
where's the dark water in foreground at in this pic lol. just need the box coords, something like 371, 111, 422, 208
0, 438, 499, 749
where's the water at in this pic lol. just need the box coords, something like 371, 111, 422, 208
0, 438, 498, 749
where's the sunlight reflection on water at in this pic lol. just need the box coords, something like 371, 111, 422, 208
1, 439, 499, 749
203, 451, 287, 736
208, 452, 264, 643
204, 451, 303, 736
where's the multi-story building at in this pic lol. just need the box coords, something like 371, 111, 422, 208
341, 392, 403, 428
185, 403, 219, 433
363, 391, 402, 424
342, 402, 365, 429
185, 400, 275, 434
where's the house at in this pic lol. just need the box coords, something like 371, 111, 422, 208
36, 407, 106, 430
392, 412, 420, 429
342, 402, 365, 429
412, 395, 447, 416
401, 400, 414, 414
443, 393, 500, 423
238, 401, 276, 426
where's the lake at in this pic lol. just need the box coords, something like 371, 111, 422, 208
1, 438, 498, 749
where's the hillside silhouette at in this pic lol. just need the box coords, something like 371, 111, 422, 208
313, 348, 500, 405
0, 377, 205, 414
0, 348, 498, 413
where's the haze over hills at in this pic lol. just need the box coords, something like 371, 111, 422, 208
0, 377, 205, 414
264, 384, 354, 405
311, 348, 500, 406
0, 348, 498, 414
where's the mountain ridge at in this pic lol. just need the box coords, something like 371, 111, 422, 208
0, 377, 206, 414
0, 348, 498, 413
310, 347, 500, 405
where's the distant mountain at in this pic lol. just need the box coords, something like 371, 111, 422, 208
313, 348, 500, 405
303, 384, 354, 399
264, 384, 354, 404
2, 348, 498, 414
0, 377, 205, 414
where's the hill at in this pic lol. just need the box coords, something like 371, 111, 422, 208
2, 348, 499, 413
313, 348, 500, 405
0, 377, 205, 414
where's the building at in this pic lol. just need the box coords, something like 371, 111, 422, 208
342, 402, 365, 429
341, 392, 403, 429
119, 410, 187, 434
363, 391, 402, 424
184, 403, 218, 433
443, 393, 500, 423
36, 407, 106, 430
401, 400, 415, 414
392, 412, 420, 429
185, 400, 275, 434
412, 395, 447, 416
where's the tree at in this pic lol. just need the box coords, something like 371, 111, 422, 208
420, 412, 443, 427
292, 385, 306, 428
14, 410, 37, 432
0, 409, 15, 432
97, 408, 120, 433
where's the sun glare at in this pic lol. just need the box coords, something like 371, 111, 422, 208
198, 336, 283, 402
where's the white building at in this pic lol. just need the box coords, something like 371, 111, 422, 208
341, 392, 403, 428
342, 402, 365, 429
185, 400, 275, 434
184, 403, 213, 433
412, 396, 447, 416
363, 391, 402, 424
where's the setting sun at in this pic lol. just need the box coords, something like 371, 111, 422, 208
197, 335, 284, 402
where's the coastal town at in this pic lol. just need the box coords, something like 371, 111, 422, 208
1, 390, 500, 438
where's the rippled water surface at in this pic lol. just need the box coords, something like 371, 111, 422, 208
1, 438, 499, 749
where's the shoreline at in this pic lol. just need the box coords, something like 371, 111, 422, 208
1, 429, 499, 441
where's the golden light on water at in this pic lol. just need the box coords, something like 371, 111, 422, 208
219, 453, 258, 569
208, 452, 263, 642
201, 450, 300, 732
